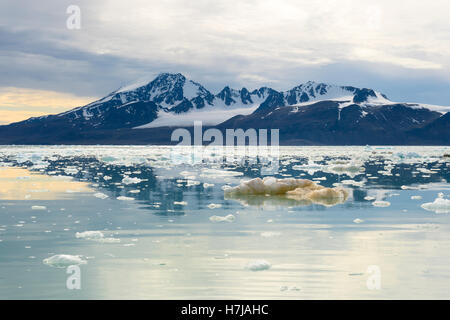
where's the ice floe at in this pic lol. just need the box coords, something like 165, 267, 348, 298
421, 193, 450, 214
31, 205, 47, 210
372, 201, 391, 207
121, 176, 143, 185
207, 203, 222, 209
43, 254, 87, 268
246, 260, 271, 271
225, 177, 348, 207
117, 196, 134, 201
209, 214, 235, 222
94, 192, 109, 199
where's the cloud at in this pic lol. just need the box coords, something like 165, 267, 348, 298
0, 0, 449, 115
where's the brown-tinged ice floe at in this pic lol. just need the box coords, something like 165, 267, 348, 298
224, 177, 349, 207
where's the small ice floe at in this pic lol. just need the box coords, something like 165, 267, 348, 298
421, 193, 450, 214
260, 231, 282, 238
129, 190, 140, 194
174, 201, 188, 206
353, 218, 364, 224
31, 205, 47, 210
372, 201, 390, 207
203, 183, 214, 188
117, 196, 134, 201
246, 260, 271, 271
401, 185, 418, 190
209, 214, 235, 222
75, 231, 104, 239
43, 254, 87, 268
186, 180, 201, 187
411, 195, 422, 200
94, 192, 109, 199
64, 168, 79, 175
364, 196, 375, 201
207, 203, 222, 209
121, 176, 143, 185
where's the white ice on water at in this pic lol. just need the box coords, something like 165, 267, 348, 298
43, 254, 87, 268
421, 193, 450, 214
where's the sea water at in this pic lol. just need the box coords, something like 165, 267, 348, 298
0, 145, 449, 299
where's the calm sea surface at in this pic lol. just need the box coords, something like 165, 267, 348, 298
0, 145, 449, 299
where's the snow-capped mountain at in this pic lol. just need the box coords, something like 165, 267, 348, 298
0, 73, 448, 145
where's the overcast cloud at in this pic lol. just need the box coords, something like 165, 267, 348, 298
0, 0, 449, 123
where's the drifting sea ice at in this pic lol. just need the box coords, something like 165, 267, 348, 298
225, 177, 349, 207
246, 260, 271, 271
43, 254, 87, 268
94, 192, 109, 199
421, 193, 450, 214
372, 201, 391, 207
75, 231, 120, 243
121, 176, 143, 185
117, 196, 134, 201
31, 206, 47, 210
209, 214, 235, 222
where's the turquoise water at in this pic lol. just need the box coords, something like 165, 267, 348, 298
0, 146, 449, 299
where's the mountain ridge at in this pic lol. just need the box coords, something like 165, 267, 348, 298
0, 72, 449, 145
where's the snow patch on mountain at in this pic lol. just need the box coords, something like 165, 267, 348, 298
136, 105, 258, 128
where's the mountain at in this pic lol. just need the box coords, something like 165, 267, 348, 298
0, 73, 448, 145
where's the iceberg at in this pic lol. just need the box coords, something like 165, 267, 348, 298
43, 254, 87, 268
225, 177, 349, 207
421, 193, 450, 214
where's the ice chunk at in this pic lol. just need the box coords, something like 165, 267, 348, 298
372, 201, 391, 207
209, 214, 235, 222
75, 231, 104, 239
260, 231, 282, 237
225, 177, 317, 196
246, 260, 271, 271
225, 177, 349, 207
43, 254, 87, 268
31, 205, 47, 210
421, 193, 450, 214
174, 201, 188, 206
353, 218, 364, 224
122, 176, 143, 185
94, 192, 109, 199
117, 196, 134, 201
207, 203, 222, 209
364, 196, 375, 201
411, 195, 422, 200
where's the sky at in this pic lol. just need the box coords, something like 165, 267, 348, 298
0, 0, 449, 124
